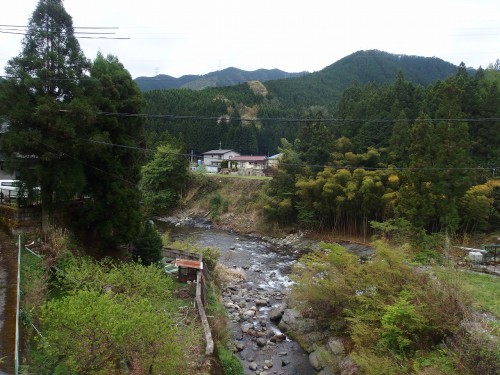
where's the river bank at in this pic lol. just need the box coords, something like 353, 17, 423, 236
157, 215, 375, 375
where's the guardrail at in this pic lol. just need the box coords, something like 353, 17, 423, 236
196, 269, 214, 356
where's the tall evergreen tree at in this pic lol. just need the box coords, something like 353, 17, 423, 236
1, 0, 90, 228
1, 1, 145, 248
73, 53, 145, 246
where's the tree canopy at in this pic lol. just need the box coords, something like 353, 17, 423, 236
0, 0, 145, 247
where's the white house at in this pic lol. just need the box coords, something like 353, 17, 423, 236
267, 153, 282, 168
230, 155, 268, 170
202, 149, 240, 169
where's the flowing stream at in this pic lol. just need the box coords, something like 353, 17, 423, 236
159, 220, 317, 375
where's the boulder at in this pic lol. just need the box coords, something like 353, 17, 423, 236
327, 337, 345, 356
255, 298, 269, 307
242, 310, 255, 320
278, 308, 317, 333
277, 308, 299, 332
300, 331, 328, 353
256, 337, 267, 347
309, 351, 324, 371
269, 307, 284, 322
270, 333, 286, 343
339, 356, 359, 375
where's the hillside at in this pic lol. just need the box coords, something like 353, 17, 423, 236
135, 67, 307, 91
171, 175, 271, 235
263, 49, 459, 109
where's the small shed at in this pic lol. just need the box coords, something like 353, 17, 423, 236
175, 258, 204, 283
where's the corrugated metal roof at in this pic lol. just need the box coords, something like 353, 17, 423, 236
231, 156, 267, 162
175, 259, 203, 270
202, 149, 235, 155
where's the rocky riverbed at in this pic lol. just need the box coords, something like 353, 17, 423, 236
157, 217, 372, 374
157, 218, 318, 374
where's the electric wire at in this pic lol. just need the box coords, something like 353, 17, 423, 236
73, 137, 499, 173
32, 137, 139, 187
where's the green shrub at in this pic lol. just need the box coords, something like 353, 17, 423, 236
379, 290, 427, 356
453, 331, 500, 375
218, 346, 243, 375
209, 192, 229, 219
202, 247, 221, 273
133, 220, 163, 265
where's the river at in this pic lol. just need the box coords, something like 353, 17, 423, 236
159, 220, 317, 375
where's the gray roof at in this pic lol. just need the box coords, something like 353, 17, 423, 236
202, 149, 235, 155
268, 153, 282, 160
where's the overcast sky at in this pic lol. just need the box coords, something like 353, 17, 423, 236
2, 0, 500, 79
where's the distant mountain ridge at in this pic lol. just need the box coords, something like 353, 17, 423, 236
135, 67, 308, 91
263, 50, 461, 108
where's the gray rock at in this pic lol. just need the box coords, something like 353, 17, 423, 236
301, 331, 328, 353
270, 333, 286, 343
282, 359, 290, 366
277, 308, 299, 331
264, 359, 273, 368
318, 368, 335, 375
255, 298, 269, 307
243, 310, 256, 320
249, 362, 258, 371
235, 342, 245, 351
339, 356, 359, 375
269, 307, 284, 322
241, 322, 253, 333
328, 337, 345, 356
309, 351, 324, 371
256, 337, 267, 347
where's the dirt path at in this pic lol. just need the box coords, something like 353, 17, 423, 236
0, 229, 16, 375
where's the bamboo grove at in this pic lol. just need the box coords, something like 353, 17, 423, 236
262, 65, 500, 237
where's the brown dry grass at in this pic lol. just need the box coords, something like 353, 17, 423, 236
214, 263, 246, 286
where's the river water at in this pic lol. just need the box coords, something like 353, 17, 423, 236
160, 221, 317, 375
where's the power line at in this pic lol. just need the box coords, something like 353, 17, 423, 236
32, 137, 139, 187
73, 136, 498, 173
0, 25, 129, 40
91, 112, 500, 124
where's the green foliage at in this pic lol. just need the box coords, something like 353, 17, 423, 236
412, 349, 457, 375
209, 192, 229, 220
201, 247, 221, 273
379, 291, 427, 356
39, 290, 181, 375
132, 220, 163, 265
72, 53, 144, 247
0, 1, 144, 247
30, 255, 193, 374
140, 143, 190, 215
451, 326, 500, 375
1, 0, 89, 214
218, 346, 243, 375
291, 242, 471, 374
461, 271, 500, 319
20, 249, 49, 329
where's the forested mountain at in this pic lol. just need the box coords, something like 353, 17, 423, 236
135, 67, 307, 91
264, 50, 459, 110
143, 50, 465, 156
